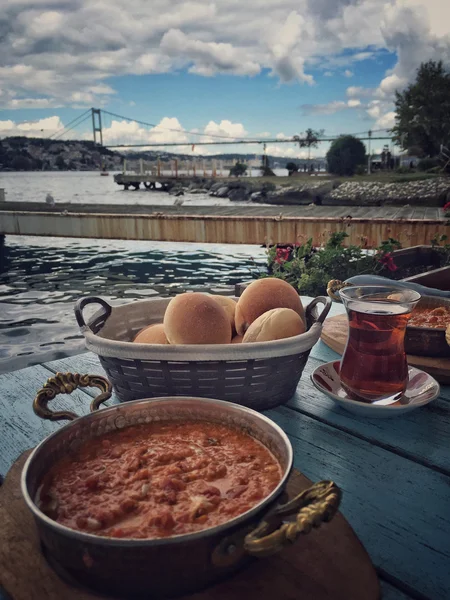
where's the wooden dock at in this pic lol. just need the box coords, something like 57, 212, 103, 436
0, 202, 446, 248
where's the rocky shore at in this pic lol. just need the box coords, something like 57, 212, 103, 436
162, 176, 450, 207
325, 178, 450, 206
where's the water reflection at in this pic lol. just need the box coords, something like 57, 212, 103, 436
0, 236, 266, 373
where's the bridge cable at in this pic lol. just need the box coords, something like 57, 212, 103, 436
52, 113, 92, 141
100, 109, 256, 142
47, 109, 92, 140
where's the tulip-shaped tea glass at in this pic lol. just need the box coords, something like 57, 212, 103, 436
339, 286, 421, 402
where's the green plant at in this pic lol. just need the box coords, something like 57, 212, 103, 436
326, 135, 366, 176
229, 162, 247, 177
392, 60, 450, 157
293, 129, 324, 160
417, 157, 440, 171
263, 233, 405, 296
395, 166, 411, 174
286, 162, 299, 175
430, 234, 450, 265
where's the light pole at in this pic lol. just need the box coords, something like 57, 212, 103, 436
367, 130, 372, 175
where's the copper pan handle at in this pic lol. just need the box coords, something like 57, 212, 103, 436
33, 372, 112, 422
244, 480, 341, 557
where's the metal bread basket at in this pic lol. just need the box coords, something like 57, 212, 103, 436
75, 295, 331, 411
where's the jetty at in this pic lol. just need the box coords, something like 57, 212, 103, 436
0, 201, 446, 248
113, 157, 233, 191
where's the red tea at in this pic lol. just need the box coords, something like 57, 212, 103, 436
340, 301, 412, 401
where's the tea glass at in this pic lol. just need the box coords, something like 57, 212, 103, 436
339, 286, 421, 402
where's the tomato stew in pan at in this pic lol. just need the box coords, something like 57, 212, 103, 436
37, 421, 283, 539
409, 305, 450, 329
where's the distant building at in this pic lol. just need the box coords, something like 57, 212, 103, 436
399, 155, 420, 168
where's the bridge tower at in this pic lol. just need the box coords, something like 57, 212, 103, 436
91, 108, 103, 146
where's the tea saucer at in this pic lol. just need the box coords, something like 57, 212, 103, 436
311, 361, 440, 418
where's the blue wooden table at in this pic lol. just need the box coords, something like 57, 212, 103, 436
0, 300, 449, 600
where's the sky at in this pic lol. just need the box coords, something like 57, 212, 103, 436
1, 0, 450, 158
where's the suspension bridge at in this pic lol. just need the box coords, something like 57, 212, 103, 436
47, 107, 393, 150
1, 108, 446, 247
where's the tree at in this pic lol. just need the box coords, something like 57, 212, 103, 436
392, 60, 450, 156
32, 158, 43, 170
326, 135, 366, 176
229, 162, 247, 177
294, 128, 324, 160
55, 155, 67, 170
286, 161, 299, 175
11, 155, 32, 170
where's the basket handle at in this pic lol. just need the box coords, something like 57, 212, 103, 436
305, 295, 332, 325
75, 296, 112, 331
33, 372, 112, 422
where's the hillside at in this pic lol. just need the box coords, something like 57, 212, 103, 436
0, 137, 122, 171
0, 137, 326, 172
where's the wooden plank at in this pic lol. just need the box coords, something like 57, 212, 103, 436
379, 581, 413, 600
2, 355, 448, 597
0, 202, 446, 220
289, 356, 450, 472
265, 405, 450, 600
0, 364, 116, 478
309, 339, 344, 363
42, 351, 450, 475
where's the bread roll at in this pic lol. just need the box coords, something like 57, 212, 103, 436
164, 293, 232, 344
235, 278, 305, 335
243, 308, 305, 343
209, 295, 236, 333
133, 323, 168, 344
231, 334, 243, 344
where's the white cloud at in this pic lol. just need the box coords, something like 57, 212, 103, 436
324, 71, 333, 76
0, 116, 64, 138
102, 117, 189, 147
0, 0, 449, 125
265, 145, 310, 159
98, 116, 250, 154
366, 100, 382, 119
344, 69, 354, 77
160, 29, 260, 77
268, 11, 314, 84
301, 101, 348, 115
346, 86, 376, 98
375, 111, 396, 130
301, 98, 362, 115
8, 98, 62, 109
376, 73, 407, 97
202, 120, 248, 140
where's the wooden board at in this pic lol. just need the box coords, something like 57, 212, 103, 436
321, 314, 450, 384
0, 452, 380, 600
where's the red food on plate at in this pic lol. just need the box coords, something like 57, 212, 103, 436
37, 421, 282, 539
409, 306, 450, 329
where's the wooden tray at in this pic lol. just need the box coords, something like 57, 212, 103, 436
0, 452, 380, 600
321, 314, 450, 384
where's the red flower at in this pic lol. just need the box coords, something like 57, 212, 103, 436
275, 248, 291, 264
444, 201, 450, 212
378, 252, 398, 272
